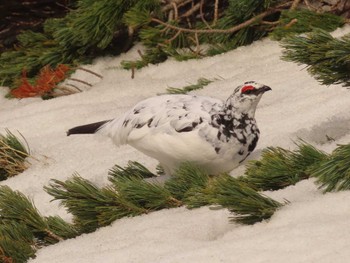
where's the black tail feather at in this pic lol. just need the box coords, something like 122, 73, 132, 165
67, 120, 111, 136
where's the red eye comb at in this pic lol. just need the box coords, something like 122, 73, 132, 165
241, 85, 255, 93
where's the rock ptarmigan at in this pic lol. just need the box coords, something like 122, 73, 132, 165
67, 81, 271, 175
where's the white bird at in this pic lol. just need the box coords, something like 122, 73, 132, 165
67, 81, 271, 175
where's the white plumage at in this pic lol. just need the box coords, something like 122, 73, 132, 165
67, 81, 271, 175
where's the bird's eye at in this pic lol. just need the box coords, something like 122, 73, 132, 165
241, 85, 255, 94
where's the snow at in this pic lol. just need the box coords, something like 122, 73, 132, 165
1, 25, 350, 262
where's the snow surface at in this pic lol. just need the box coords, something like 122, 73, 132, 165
1, 26, 350, 263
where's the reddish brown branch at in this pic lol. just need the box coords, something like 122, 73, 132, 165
152, 2, 293, 34
213, 0, 219, 26
68, 78, 93, 87
181, 2, 201, 17
77, 67, 103, 79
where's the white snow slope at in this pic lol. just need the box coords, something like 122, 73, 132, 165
1, 26, 350, 263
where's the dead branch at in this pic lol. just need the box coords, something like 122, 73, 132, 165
68, 78, 93, 87
181, 2, 201, 17
77, 67, 103, 79
213, 0, 219, 26
152, 1, 293, 34
200, 0, 212, 29
290, 0, 301, 10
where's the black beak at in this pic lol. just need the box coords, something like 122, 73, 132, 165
259, 85, 272, 93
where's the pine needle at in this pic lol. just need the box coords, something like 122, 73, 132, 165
112, 175, 182, 210
311, 144, 350, 192
270, 9, 345, 40
241, 142, 328, 191
0, 221, 36, 263
165, 162, 210, 201
212, 175, 284, 224
109, 161, 156, 180
281, 29, 350, 86
0, 129, 30, 180
45, 175, 124, 233
166, 78, 215, 94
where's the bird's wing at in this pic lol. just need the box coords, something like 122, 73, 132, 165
100, 94, 223, 145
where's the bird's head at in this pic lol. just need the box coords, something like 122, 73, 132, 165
226, 81, 271, 116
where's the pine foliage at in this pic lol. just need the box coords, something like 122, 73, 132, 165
45, 175, 124, 233
270, 9, 344, 40
281, 29, 350, 86
0, 0, 137, 88
165, 78, 215, 94
3, 140, 350, 260
0, 186, 77, 262
212, 175, 284, 224
165, 163, 212, 208
0, 221, 36, 263
0, 0, 282, 88
0, 130, 30, 180
46, 161, 283, 233
121, 0, 287, 69
109, 161, 157, 179
111, 175, 181, 210
241, 142, 328, 191
311, 144, 350, 192
1, 0, 347, 90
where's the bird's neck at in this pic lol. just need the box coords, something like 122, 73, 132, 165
222, 99, 256, 120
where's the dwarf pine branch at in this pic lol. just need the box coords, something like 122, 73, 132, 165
164, 163, 211, 204
0, 129, 30, 180
0, 186, 77, 262
109, 161, 157, 179
311, 144, 350, 193
3, 141, 350, 261
165, 78, 215, 94
46, 161, 283, 233
0, 221, 36, 263
111, 175, 182, 210
241, 142, 328, 191
270, 9, 345, 40
281, 29, 350, 86
44, 175, 126, 233
2, 0, 346, 89
212, 175, 284, 225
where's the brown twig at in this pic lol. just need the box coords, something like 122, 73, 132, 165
66, 83, 83, 92
181, 2, 201, 17
166, 29, 183, 43
213, 0, 219, 26
172, 2, 178, 20
77, 67, 103, 79
58, 86, 80, 94
137, 49, 144, 59
194, 32, 200, 54
261, 20, 280, 25
200, 0, 212, 29
162, 0, 189, 12
152, 2, 293, 34
290, 0, 301, 10
169, 197, 183, 207
284, 18, 298, 28
45, 229, 64, 242
68, 78, 93, 87
131, 67, 135, 79
303, 0, 317, 11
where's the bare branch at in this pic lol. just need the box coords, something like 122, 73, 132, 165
152, 2, 293, 34
290, 0, 301, 10
213, 0, 219, 26
77, 67, 103, 79
68, 78, 93, 87
181, 2, 201, 17
200, 0, 212, 29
